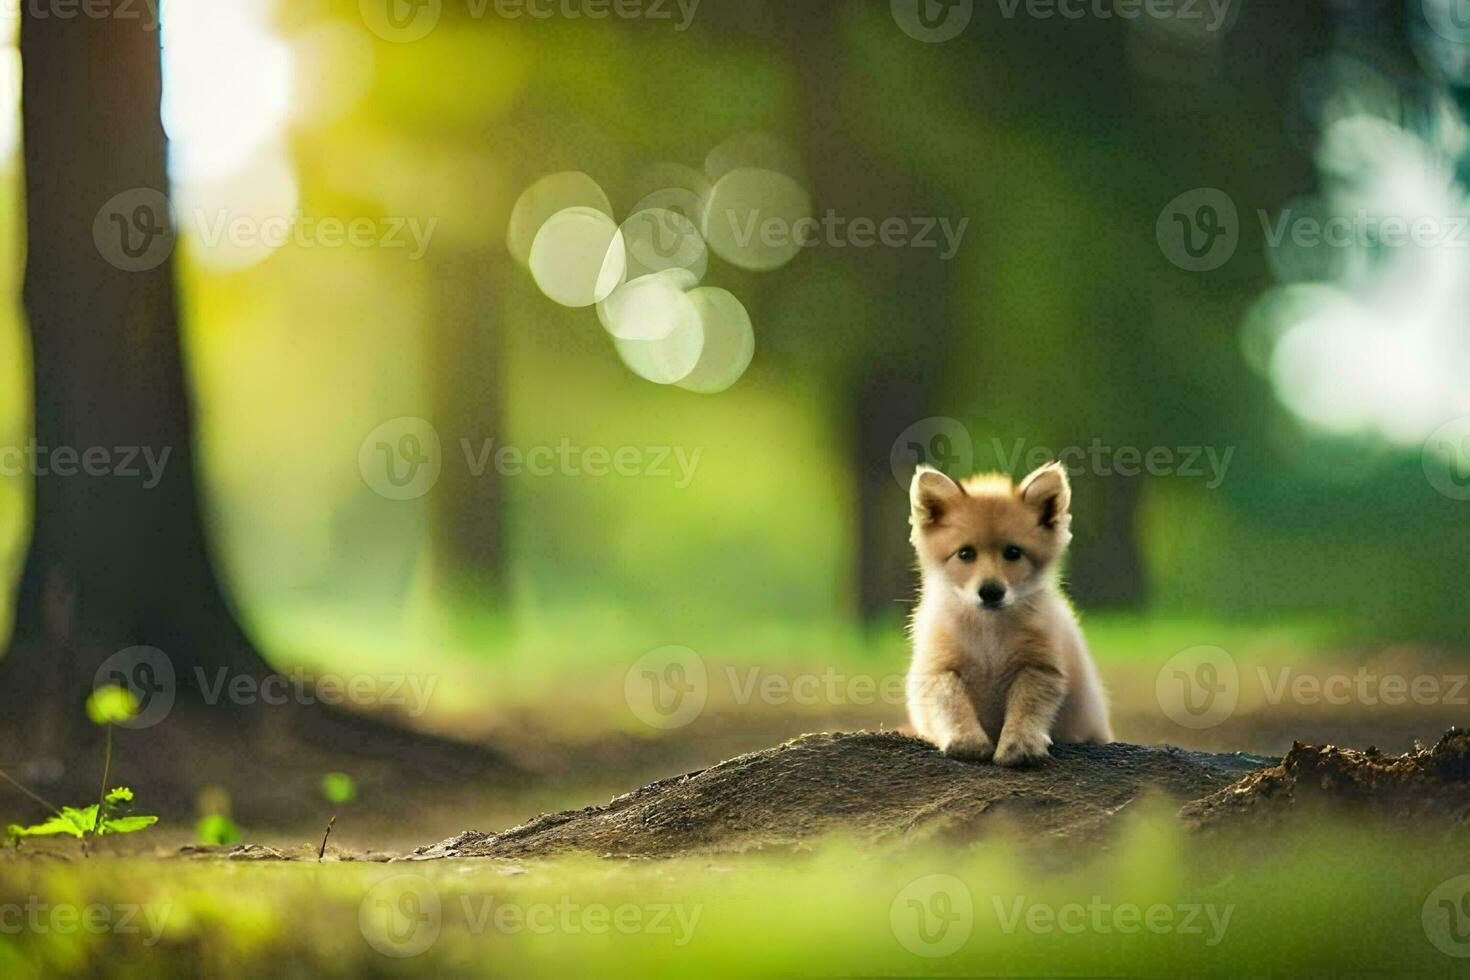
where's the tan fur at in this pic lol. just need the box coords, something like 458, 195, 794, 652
906, 462, 1112, 766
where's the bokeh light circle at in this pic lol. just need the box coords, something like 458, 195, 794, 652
508, 171, 614, 268
621, 207, 708, 282
529, 206, 626, 308
598, 269, 700, 341
701, 167, 812, 272
677, 287, 755, 394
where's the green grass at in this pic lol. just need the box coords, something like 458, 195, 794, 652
1, 808, 1466, 977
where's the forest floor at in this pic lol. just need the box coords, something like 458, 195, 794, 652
3, 643, 1470, 977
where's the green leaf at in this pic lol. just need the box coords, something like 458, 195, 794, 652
196, 813, 241, 845
321, 772, 357, 804
98, 815, 158, 835
7, 808, 94, 839
86, 686, 139, 725
5, 787, 158, 841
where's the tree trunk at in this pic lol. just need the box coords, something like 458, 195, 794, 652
1066, 473, 1148, 609
426, 245, 507, 629
1, 8, 513, 796
0, 7, 271, 755
781, 0, 961, 626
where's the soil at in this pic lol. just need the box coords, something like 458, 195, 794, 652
1182, 726, 1470, 829
406, 731, 1276, 860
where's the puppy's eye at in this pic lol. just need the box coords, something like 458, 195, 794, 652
955, 546, 977, 563
1002, 545, 1024, 562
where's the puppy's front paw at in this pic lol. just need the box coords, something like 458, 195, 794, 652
939, 730, 994, 762
993, 728, 1052, 767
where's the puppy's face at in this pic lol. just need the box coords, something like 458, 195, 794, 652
909, 463, 1072, 611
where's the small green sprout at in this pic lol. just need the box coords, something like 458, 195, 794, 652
321, 772, 357, 804
6, 787, 157, 841
196, 813, 242, 846
85, 686, 139, 726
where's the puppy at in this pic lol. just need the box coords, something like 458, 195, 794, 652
906, 462, 1112, 766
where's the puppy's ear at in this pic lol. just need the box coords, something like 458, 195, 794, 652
910, 465, 964, 526
1018, 462, 1071, 530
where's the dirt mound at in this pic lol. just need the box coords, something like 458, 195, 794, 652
407, 732, 1273, 860
1182, 727, 1470, 829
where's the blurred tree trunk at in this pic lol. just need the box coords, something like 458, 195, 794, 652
0, 8, 270, 754
1066, 474, 1147, 609
782, 0, 961, 626
1, 8, 509, 794
426, 245, 507, 629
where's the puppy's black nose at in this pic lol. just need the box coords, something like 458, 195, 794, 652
978, 580, 1007, 605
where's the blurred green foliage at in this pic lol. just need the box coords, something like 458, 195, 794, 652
0, 3, 1466, 707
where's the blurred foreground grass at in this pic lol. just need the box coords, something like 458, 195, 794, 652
1, 808, 1466, 977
